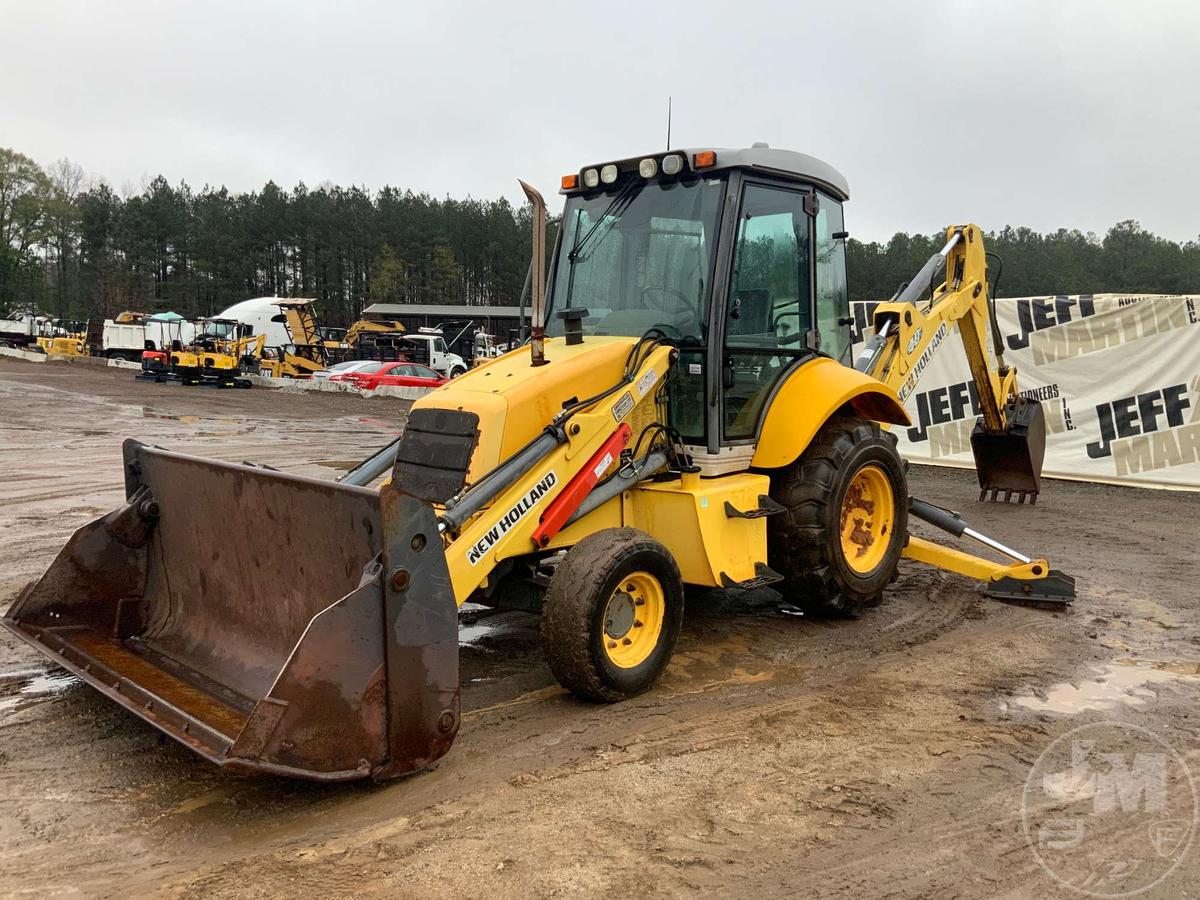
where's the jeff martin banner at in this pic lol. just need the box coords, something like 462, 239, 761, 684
849, 295, 1200, 491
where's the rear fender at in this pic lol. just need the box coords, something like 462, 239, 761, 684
751, 357, 909, 469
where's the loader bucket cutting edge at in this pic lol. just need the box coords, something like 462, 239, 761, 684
971, 396, 1047, 502
0, 439, 459, 781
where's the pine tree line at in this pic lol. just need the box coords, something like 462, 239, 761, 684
848, 223, 1200, 301
0, 148, 538, 326
3, 146, 1197, 328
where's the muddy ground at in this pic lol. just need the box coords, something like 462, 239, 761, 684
0, 358, 1197, 899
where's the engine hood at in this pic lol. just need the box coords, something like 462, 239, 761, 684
412, 336, 643, 482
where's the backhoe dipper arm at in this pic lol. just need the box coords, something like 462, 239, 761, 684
853, 223, 1047, 504
853, 224, 1012, 416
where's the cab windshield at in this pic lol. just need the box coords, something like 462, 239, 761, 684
546, 176, 725, 343
200, 321, 237, 339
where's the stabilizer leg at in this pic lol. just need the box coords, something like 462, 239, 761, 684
904, 497, 1074, 608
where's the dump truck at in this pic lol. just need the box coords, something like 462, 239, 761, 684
2, 146, 1073, 781
0, 309, 53, 349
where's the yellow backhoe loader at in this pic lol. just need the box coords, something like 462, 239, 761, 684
3, 146, 1073, 782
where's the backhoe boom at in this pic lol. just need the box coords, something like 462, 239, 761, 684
853, 224, 1046, 502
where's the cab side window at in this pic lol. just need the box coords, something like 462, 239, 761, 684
815, 194, 850, 363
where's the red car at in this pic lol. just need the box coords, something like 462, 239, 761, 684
333, 360, 447, 390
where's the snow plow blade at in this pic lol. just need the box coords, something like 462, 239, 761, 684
0, 439, 459, 781
971, 396, 1047, 503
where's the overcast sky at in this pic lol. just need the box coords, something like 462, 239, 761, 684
3, 0, 1198, 242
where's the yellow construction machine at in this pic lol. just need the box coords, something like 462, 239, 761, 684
36, 334, 88, 358
256, 299, 331, 378
3, 146, 1073, 781
169, 318, 263, 387
345, 317, 407, 344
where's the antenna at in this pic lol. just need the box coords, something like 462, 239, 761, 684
665, 96, 672, 150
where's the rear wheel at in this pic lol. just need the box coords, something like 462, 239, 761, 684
541, 528, 683, 702
767, 416, 907, 617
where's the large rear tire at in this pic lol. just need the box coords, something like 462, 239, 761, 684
767, 416, 907, 617
541, 528, 684, 702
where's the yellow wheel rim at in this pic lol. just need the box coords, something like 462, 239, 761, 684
838, 464, 895, 575
601, 571, 665, 669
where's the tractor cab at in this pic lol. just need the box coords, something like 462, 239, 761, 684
545, 145, 852, 466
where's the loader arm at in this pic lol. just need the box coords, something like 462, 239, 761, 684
853, 224, 1046, 502
434, 342, 677, 605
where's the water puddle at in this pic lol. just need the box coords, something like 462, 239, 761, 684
459, 621, 501, 646
314, 459, 359, 471
458, 610, 537, 649
0, 668, 80, 715
1012, 659, 1200, 715
141, 407, 243, 425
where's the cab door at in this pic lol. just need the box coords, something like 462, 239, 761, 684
718, 180, 816, 442
430, 337, 448, 373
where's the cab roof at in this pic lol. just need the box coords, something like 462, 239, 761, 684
571, 144, 849, 201
682, 145, 849, 200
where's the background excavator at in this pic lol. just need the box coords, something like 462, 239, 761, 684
167, 318, 264, 387
3, 146, 1073, 782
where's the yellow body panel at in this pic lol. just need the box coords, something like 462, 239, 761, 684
37, 336, 86, 357
417, 336, 650, 482
199, 352, 237, 371
751, 357, 910, 469
259, 350, 325, 378
543, 472, 771, 588
629, 472, 769, 587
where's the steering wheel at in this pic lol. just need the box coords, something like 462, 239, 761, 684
641, 285, 693, 315
641, 286, 703, 334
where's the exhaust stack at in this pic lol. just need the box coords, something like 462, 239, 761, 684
519, 180, 548, 367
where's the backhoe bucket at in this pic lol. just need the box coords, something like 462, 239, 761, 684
971, 396, 1047, 503
1, 440, 459, 781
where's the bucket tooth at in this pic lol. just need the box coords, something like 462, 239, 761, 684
972, 396, 1046, 503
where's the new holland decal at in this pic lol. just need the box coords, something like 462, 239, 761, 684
466, 471, 558, 566
897, 322, 948, 402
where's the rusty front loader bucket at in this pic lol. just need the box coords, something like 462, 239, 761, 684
1, 440, 459, 781
971, 396, 1047, 503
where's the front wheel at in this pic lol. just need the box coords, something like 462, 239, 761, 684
767, 416, 907, 617
541, 528, 684, 702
